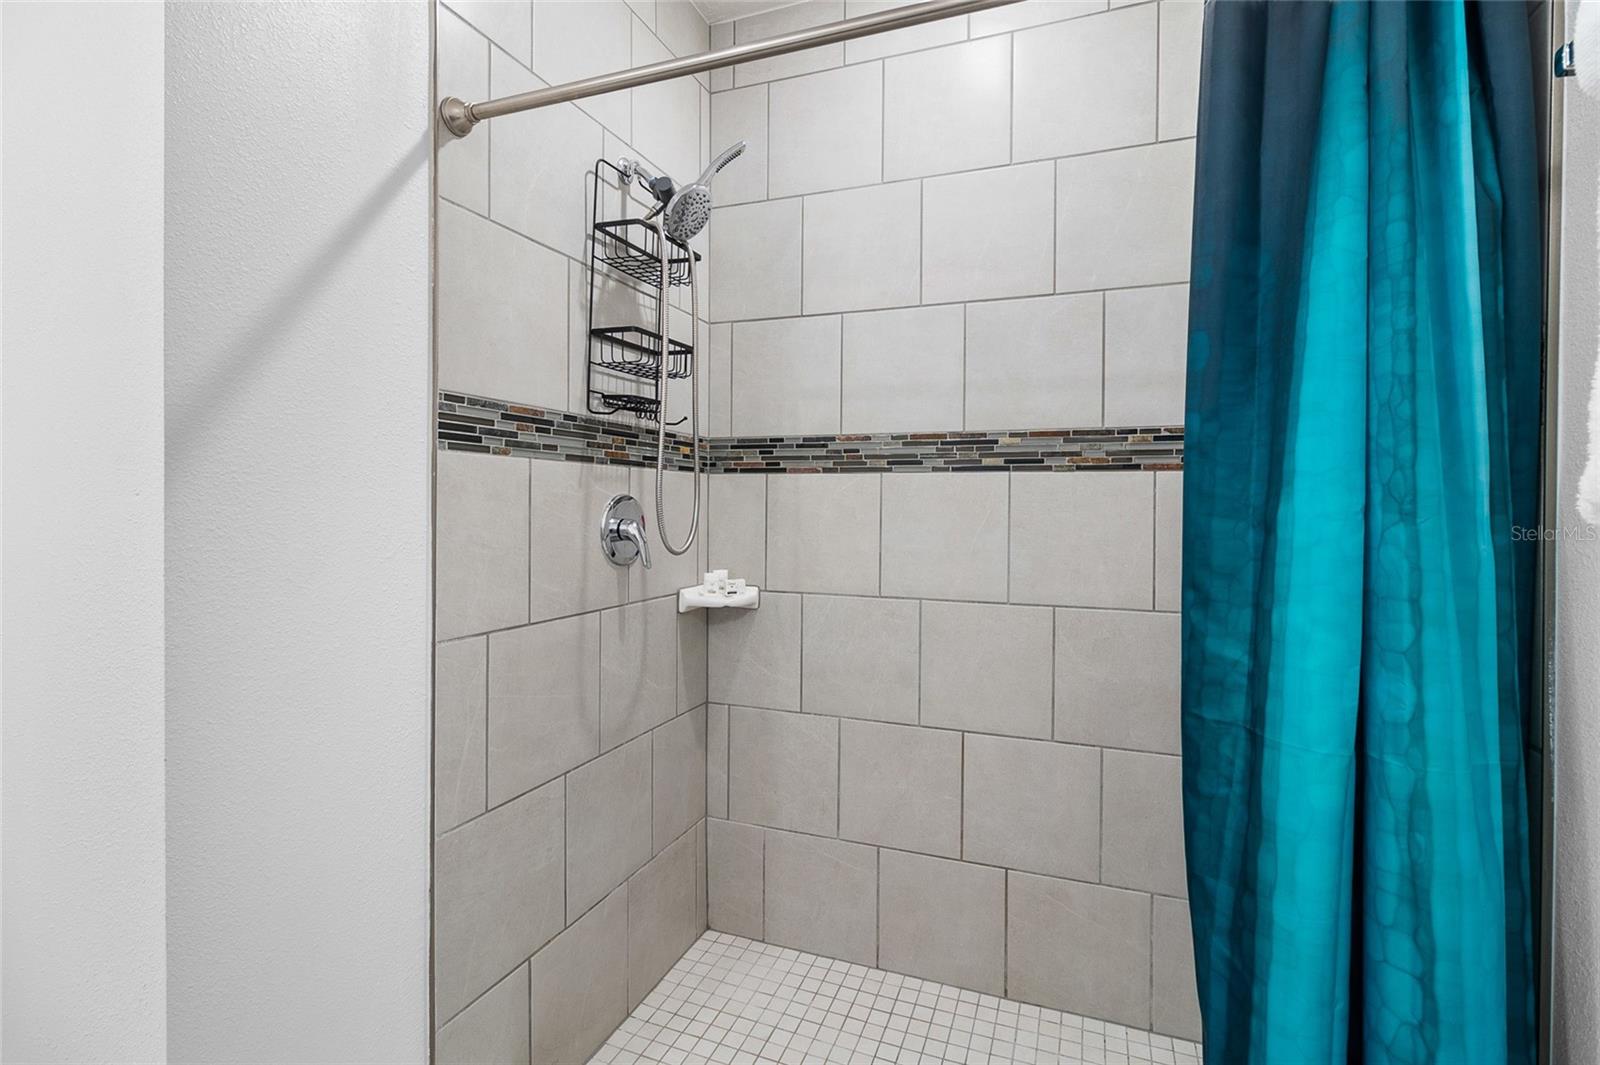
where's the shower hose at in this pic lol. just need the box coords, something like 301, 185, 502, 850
651, 214, 700, 556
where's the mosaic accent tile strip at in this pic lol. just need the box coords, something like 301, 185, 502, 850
591, 931, 1202, 1065
437, 392, 703, 471
707, 426, 1183, 473
437, 392, 1184, 473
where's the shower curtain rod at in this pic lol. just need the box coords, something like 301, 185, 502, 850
439, 0, 1025, 137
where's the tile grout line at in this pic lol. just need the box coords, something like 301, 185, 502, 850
1149, 892, 1158, 1035
690, 697, 1185, 764
1151, 473, 1159, 610
706, 276, 1194, 328
1002, 866, 1010, 1001
1097, 747, 1106, 884
699, 814, 1193, 905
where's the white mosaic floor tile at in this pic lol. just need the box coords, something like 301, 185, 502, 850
588, 932, 1202, 1065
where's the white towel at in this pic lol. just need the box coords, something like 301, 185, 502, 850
1576, 1, 1600, 524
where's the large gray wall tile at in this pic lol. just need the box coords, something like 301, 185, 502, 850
433, 781, 565, 1021
878, 850, 1004, 994
883, 36, 1011, 180
921, 602, 1054, 739
802, 182, 922, 315
678, 609, 708, 712
658, 1, 712, 64
434, 963, 528, 1065
1100, 749, 1186, 897
1056, 141, 1194, 291
1155, 471, 1182, 611
710, 83, 769, 206
801, 594, 920, 725
627, 828, 702, 1008
709, 18, 735, 88
487, 54, 605, 262
923, 162, 1056, 304
768, 63, 883, 197
565, 735, 652, 921
527, 885, 628, 1065
880, 475, 1008, 602
631, 24, 702, 193
764, 829, 878, 965
446, 0, 531, 63
1152, 895, 1202, 1041
435, 638, 487, 834
839, 721, 961, 858
653, 706, 708, 851
1010, 471, 1154, 608
487, 615, 601, 804
435, 450, 529, 640
1007, 873, 1152, 1028
695, 818, 708, 927
709, 474, 767, 586
1054, 608, 1179, 754
707, 817, 765, 939
709, 592, 801, 711
1014, 4, 1156, 160
727, 706, 839, 836
435, 7, 489, 215
707, 703, 730, 819
965, 293, 1103, 431
1157, 0, 1204, 140
436, 202, 568, 409
708, 321, 733, 436
733, 1, 845, 85
963, 734, 1099, 880
730, 316, 843, 436
845, 0, 968, 62
600, 597, 680, 750
765, 473, 880, 595
970, 0, 1109, 37
709, 199, 802, 321
529, 0, 631, 137
841, 306, 965, 433
528, 460, 629, 623
1104, 284, 1188, 426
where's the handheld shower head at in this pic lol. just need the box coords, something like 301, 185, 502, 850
661, 140, 746, 243
695, 141, 749, 187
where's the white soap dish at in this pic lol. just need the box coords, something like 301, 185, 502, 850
679, 571, 760, 614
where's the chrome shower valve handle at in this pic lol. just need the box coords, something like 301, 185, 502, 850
601, 494, 652, 569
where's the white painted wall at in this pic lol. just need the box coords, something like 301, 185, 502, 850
0, 3, 168, 1061
1556, 4, 1600, 1056
163, 3, 432, 1061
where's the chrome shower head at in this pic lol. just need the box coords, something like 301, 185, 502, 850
662, 140, 746, 243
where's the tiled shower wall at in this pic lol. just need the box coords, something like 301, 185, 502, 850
431, 2, 714, 1063
700, 0, 1200, 437
702, 0, 1202, 1042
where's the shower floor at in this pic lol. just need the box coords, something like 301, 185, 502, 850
588, 932, 1202, 1065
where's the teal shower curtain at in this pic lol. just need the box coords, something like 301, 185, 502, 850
1181, 3, 1540, 1063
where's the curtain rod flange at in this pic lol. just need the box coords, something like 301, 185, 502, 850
439, 97, 477, 139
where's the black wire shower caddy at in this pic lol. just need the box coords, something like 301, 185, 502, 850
586, 158, 699, 424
